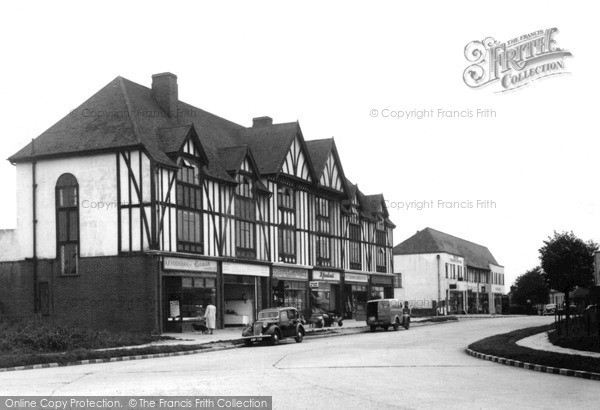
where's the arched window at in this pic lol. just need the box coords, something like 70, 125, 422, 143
56, 173, 79, 275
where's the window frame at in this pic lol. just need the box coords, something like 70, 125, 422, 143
176, 156, 203, 254
235, 174, 257, 260
277, 187, 296, 263
56, 173, 79, 276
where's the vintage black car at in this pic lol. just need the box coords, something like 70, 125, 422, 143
242, 307, 305, 346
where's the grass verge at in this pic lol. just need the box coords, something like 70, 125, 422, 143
0, 343, 214, 369
549, 330, 600, 354
468, 324, 600, 374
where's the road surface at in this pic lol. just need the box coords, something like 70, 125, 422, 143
1, 316, 597, 409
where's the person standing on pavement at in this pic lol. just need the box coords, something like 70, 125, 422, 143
204, 300, 216, 335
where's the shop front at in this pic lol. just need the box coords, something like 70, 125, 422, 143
479, 284, 489, 313
310, 270, 343, 316
448, 282, 467, 315
467, 284, 478, 314
162, 257, 218, 333
222, 262, 270, 327
370, 274, 394, 299
492, 285, 504, 314
343, 272, 369, 320
272, 266, 309, 318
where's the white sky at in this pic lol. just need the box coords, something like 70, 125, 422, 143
0, 1, 598, 288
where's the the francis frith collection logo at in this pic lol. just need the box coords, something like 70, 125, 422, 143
463, 28, 572, 92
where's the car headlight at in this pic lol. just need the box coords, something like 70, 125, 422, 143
262, 322, 268, 329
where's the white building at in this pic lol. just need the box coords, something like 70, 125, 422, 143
393, 228, 505, 314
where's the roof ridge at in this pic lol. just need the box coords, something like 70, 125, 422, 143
118, 77, 142, 145
424, 227, 491, 250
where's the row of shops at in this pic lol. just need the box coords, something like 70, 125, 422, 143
162, 256, 394, 332
447, 283, 505, 315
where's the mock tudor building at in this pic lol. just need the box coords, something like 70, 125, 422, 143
0, 73, 395, 332
393, 228, 505, 314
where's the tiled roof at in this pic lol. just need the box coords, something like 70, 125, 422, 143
8, 74, 390, 213
237, 122, 299, 175
305, 138, 333, 180
393, 227, 500, 270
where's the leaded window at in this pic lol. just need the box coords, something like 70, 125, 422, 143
56, 173, 79, 275
235, 175, 256, 259
177, 158, 203, 253
278, 187, 296, 263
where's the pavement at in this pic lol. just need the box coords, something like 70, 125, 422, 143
120, 314, 510, 350
517, 330, 600, 358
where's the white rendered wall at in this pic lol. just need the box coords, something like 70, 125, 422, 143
16, 154, 118, 259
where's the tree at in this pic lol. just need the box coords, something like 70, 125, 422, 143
539, 231, 598, 334
512, 267, 549, 308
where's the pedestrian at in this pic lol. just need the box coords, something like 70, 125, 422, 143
204, 301, 216, 335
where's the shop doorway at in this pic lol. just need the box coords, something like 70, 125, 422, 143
310, 283, 341, 316
344, 284, 367, 320
223, 275, 267, 326
163, 275, 216, 333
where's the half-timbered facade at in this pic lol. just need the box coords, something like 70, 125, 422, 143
0, 73, 395, 332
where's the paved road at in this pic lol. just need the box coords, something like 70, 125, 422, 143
1, 316, 598, 409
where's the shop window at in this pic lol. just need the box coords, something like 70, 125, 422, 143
176, 158, 203, 253
371, 286, 384, 299
56, 173, 79, 275
278, 187, 296, 263
235, 175, 256, 259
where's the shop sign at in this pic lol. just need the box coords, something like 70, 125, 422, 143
457, 282, 468, 291
222, 262, 269, 277
467, 284, 478, 291
312, 270, 340, 282
163, 257, 217, 272
345, 273, 368, 283
309, 281, 320, 289
370, 275, 393, 285
492, 285, 503, 294
273, 267, 309, 281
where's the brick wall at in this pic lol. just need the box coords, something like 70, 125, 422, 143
0, 254, 158, 333
0, 260, 34, 319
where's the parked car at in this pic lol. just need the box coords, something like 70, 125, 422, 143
366, 299, 410, 332
241, 307, 305, 346
309, 308, 343, 328
544, 303, 557, 315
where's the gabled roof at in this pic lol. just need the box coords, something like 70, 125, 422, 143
158, 125, 194, 154
237, 122, 299, 175
217, 145, 249, 172
7, 74, 384, 202
9, 77, 143, 163
393, 227, 500, 270
305, 139, 333, 179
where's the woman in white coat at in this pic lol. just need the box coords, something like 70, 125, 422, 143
204, 303, 216, 334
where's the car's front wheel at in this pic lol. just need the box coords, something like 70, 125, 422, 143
295, 329, 304, 343
393, 318, 399, 331
370, 325, 377, 332
270, 331, 281, 345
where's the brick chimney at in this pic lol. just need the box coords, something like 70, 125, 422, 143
152, 73, 178, 117
252, 116, 273, 127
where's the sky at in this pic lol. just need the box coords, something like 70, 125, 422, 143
0, 1, 598, 288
